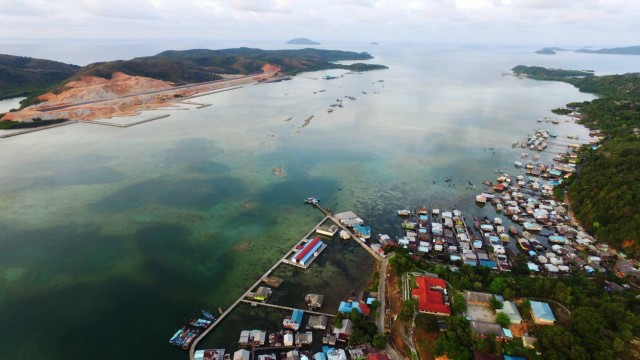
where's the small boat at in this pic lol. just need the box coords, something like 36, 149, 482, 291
509, 226, 518, 236
397, 209, 412, 216
493, 217, 503, 225
327, 109, 334, 113
169, 328, 185, 344
476, 194, 487, 204
218, 307, 224, 314
304, 197, 320, 204
202, 310, 216, 321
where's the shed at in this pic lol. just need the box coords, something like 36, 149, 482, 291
234, 349, 250, 360
333, 319, 353, 341
530, 301, 556, 325
305, 294, 324, 309
307, 315, 328, 330
497, 301, 522, 324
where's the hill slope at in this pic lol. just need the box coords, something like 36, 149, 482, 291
0, 54, 80, 100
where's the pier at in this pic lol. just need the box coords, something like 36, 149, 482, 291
189, 216, 330, 360
311, 203, 383, 261
0, 120, 77, 139
77, 114, 170, 128
239, 300, 335, 317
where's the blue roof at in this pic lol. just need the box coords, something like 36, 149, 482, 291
338, 301, 363, 314
530, 301, 556, 322
502, 328, 513, 338
353, 224, 371, 237
314, 353, 327, 360
366, 297, 376, 305
504, 356, 526, 360
291, 309, 304, 324
549, 169, 562, 176
419, 215, 429, 221
322, 347, 335, 356
479, 260, 497, 268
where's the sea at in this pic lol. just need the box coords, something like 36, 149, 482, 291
0, 39, 639, 359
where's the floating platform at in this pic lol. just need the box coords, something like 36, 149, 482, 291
262, 276, 284, 288
316, 224, 338, 237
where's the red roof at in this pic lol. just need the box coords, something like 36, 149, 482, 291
295, 237, 320, 261
412, 277, 451, 315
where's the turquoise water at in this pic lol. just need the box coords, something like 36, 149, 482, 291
0, 43, 639, 359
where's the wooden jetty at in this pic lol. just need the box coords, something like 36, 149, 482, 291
311, 203, 382, 261
239, 300, 334, 317
188, 216, 330, 360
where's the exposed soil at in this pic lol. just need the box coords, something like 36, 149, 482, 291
2, 64, 280, 122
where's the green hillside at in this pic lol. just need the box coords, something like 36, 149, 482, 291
0, 54, 80, 100
516, 65, 640, 256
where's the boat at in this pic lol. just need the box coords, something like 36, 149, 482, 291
304, 197, 320, 204
509, 226, 518, 236
189, 319, 212, 328
523, 222, 543, 232
218, 307, 224, 314
496, 203, 503, 212
476, 194, 487, 204
327, 109, 334, 113
169, 328, 185, 344
551, 119, 560, 125
397, 209, 412, 216
482, 180, 493, 186
514, 161, 522, 168
182, 329, 200, 350
202, 310, 216, 321
493, 217, 503, 225
529, 238, 545, 252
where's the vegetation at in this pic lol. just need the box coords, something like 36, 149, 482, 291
515, 66, 640, 256
495, 312, 511, 328
389, 250, 640, 359
551, 107, 572, 115
0, 118, 67, 130
10, 47, 387, 108
512, 65, 594, 80
0, 54, 79, 100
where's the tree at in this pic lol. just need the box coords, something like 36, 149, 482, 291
452, 292, 467, 314
495, 312, 511, 328
490, 297, 503, 310
415, 313, 440, 332
372, 334, 387, 349
502, 287, 515, 301
400, 299, 417, 320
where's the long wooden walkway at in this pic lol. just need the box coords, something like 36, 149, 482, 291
188, 215, 330, 360
311, 203, 382, 261
239, 300, 334, 317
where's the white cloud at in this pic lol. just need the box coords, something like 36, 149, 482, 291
0, 0, 637, 46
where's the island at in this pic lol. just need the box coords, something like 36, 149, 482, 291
534, 48, 556, 55
0, 54, 80, 100
285, 38, 320, 45
534, 45, 640, 56
1, 47, 387, 124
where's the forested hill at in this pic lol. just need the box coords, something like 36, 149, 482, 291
8, 48, 387, 108
0, 54, 80, 100
514, 65, 640, 256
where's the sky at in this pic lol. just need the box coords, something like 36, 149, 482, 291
0, 0, 638, 47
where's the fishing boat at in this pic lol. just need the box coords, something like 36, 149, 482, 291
509, 226, 518, 236
304, 196, 320, 204
202, 310, 216, 321
529, 238, 545, 252
475, 194, 487, 204
523, 222, 543, 232
169, 328, 185, 344
189, 319, 212, 328
397, 209, 412, 216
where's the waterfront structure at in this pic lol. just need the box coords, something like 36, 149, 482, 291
307, 314, 328, 330
233, 349, 250, 360
338, 301, 370, 317
316, 224, 338, 237
411, 276, 451, 316
334, 211, 364, 227
530, 301, 556, 325
283, 309, 304, 330
288, 237, 327, 268
305, 294, 324, 309
333, 319, 354, 341
194, 349, 227, 360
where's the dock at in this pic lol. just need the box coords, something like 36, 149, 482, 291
189, 216, 330, 360
77, 114, 170, 128
0, 120, 77, 139
311, 203, 382, 261
239, 300, 334, 317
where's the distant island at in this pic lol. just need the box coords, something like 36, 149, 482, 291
535, 45, 640, 55
512, 65, 594, 80
1, 47, 387, 124
371, 42, 379, 45
286, 38, 320, 45
534, 48, 556, 55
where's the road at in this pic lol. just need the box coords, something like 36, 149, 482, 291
34, 72, 275, 113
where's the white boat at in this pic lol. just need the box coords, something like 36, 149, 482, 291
397, 209, 412, 216
476, 194, 487, 203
